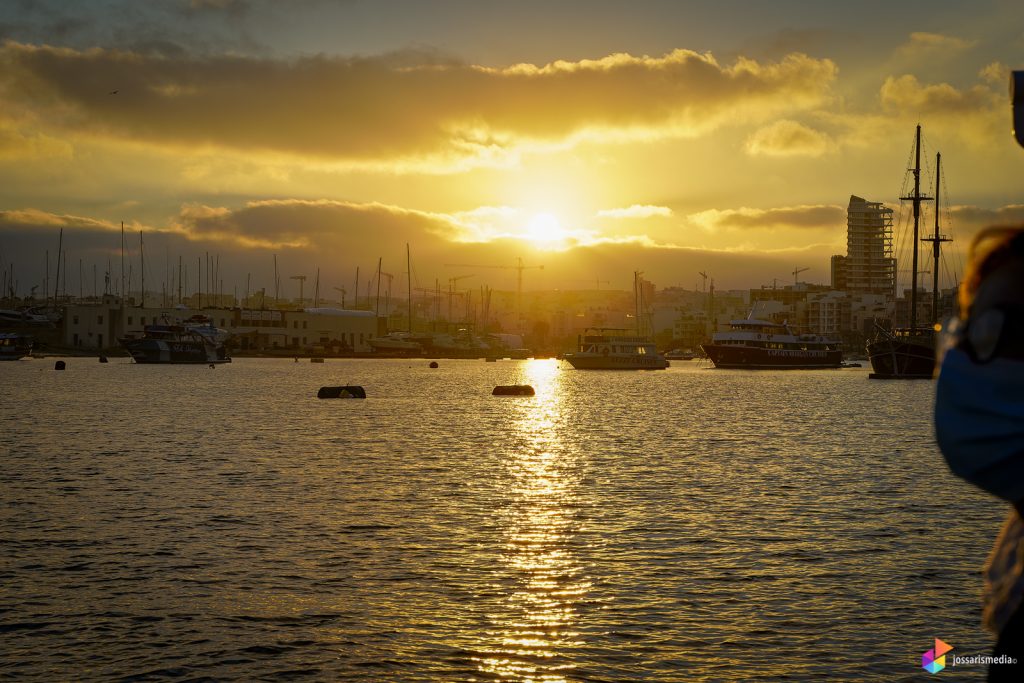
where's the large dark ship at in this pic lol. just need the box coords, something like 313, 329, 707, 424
867, 125, 951, 379
701, 317, 843, 369
119, 315, 231, 364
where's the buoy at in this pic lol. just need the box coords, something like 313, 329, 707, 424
492, 384, 535, 396
209, 363, 215, 369
429, 361, 439, 368
318, 385, 367, 399
54, 360, 66, 371
98, 356, 108, 363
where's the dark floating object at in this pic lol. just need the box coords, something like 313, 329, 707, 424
485, 357, 497, 362
311, 357, 325, 363
429, 361, 439, 368
318, 385, 367, 399
492, 384, 535, 396
54, 360, 66, 371
98, 355, 108, 363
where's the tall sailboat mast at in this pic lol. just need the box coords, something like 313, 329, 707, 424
901, 124, 932, 331
922, 152, 951, 325
406, 243, 412, 334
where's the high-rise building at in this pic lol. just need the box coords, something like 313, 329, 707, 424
830, 195, 895, 297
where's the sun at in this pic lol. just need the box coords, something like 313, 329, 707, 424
524, 212, 567, 248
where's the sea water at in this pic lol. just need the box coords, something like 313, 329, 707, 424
0, 358, 1005, 681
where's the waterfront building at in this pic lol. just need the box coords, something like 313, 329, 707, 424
61, 298, 382, 352
830, 195, 896, 298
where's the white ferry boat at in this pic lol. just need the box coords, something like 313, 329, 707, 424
701, 318, 842, 369
564, 330, 669, 370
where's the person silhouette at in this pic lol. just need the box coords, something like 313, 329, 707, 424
935, 226, 1024, 679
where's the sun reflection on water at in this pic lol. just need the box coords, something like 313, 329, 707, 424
477, 360, 590, 682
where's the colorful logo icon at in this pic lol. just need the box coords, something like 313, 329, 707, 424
922, 638, 954, 674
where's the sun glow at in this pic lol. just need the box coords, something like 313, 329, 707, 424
523, 212, 584, 251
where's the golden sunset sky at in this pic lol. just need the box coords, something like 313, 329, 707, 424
1, 0, 1022, 298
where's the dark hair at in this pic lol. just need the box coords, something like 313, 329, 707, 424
960, 227, 1024, 315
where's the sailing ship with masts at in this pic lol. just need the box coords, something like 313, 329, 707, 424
867, 125, 954, 379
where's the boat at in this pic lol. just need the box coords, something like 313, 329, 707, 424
867, 125, 951, 379
564, 272, 669, 370
0, 332, 33, 360
368, 244, 425, 354
564, 329, 670, 369
701, 317, 843, 369
367, 331, 423, 352
119, 315, 231, 364
665, 348, 696, 360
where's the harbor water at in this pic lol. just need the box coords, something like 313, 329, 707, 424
1, 358, 1005, 681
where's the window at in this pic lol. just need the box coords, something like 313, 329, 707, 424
302, 321, 307, 329
73, 315, 78, 324
98, 315, 103, 324
128, 316, 133, 325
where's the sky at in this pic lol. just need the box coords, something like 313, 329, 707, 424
1, 0, 1023, 301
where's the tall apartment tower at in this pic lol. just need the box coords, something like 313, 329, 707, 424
830, 195, 895, 297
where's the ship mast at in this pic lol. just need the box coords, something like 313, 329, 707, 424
921, 152, 951, 325
901, 125, 932, 331
406, 243, 412, 334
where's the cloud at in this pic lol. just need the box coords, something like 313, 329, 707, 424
687, 205, 845, 232
0, 118, 73, 159
0, 43, 837, 171
744, 119, 834, 157
896, 32, 975, 59
0, 207, 119, 232
979, 61, 1010, 86
596, 205, 673, 219
879, 74, 999, 115
949, 204, 1024, 234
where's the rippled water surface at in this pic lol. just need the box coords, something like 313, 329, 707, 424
1, 358, 1006, 681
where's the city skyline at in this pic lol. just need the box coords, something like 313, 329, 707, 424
1, 0, 1023, 297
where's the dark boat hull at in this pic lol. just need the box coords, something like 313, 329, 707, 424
866, 335, 934, 379
121, 338, 230, 364
701, 344, 842, 369
564, 354, 669, 370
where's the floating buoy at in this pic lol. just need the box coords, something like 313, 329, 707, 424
54, 360, 66, 371
318, 385, 367, 399
429, 361, 439, 368
492, 384, 534, 396
98, 356, 108, 363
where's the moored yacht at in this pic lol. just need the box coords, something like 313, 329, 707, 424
119, 315, 231, 364
564, 330, 669, 370
701, 318, 842, 369
0, 332, 33, 360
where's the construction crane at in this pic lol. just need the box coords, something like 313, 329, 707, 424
444, 257, 543, 332
448, 274, 474, 322
333, 286, 346, 308
698, 271, 709, 292
290, 274, 307, 307
792, 266, 808, 285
